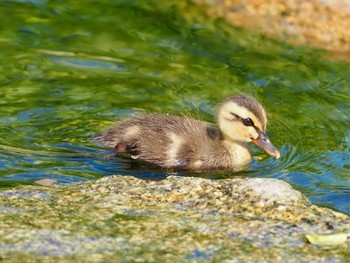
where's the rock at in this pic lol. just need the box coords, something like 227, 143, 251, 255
237, 178, 307, 206
198, 0, 350, 56
0, 175, 349, 262
35, 179, 58, 187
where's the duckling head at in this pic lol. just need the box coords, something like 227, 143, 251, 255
217, 94, 280, 159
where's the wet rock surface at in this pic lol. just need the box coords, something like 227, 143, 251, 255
0, 175, 349, 262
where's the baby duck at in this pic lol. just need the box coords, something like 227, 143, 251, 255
93, 94, 280, 171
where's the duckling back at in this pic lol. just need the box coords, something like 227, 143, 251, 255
93, 113, 251, 170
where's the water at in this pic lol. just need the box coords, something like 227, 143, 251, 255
0, 1, 349, 215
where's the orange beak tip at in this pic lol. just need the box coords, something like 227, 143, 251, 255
274, 150, 281, 159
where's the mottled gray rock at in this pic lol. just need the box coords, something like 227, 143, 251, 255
0, 175, 348, 262
237, 178, 306, 206
0, 190, 52, 200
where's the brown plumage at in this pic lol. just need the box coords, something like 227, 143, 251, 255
93, 94, 280, 171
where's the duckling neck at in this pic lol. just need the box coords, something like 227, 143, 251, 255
221, 138, 252, 167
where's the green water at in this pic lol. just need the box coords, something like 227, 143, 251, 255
0, 1, 349, 215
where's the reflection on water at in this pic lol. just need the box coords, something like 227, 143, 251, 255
0, 0, 349, 215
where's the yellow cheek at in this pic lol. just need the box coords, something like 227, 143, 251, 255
248, 128, 259, 140
231, 124, 251, 142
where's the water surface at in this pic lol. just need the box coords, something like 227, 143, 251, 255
0, 0, 349, 215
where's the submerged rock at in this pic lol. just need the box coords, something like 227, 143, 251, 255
0, 175, 349, 262
35, 178, 58, 187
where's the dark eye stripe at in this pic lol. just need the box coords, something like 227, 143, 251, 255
230, 113, 259, 131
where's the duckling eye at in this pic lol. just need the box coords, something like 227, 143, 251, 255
242, 118, 254, 126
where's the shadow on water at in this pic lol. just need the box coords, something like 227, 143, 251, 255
0, 0, 349, 215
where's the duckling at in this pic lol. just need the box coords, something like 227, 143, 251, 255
93, 94, 280, 171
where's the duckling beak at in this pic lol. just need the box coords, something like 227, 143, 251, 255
252, 132, 280, 159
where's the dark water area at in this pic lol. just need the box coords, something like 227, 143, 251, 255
0, 1, 349, 215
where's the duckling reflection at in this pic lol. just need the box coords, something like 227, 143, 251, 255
94, 94, 280, 171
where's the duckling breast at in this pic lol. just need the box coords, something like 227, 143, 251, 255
222, 140, 252, 170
